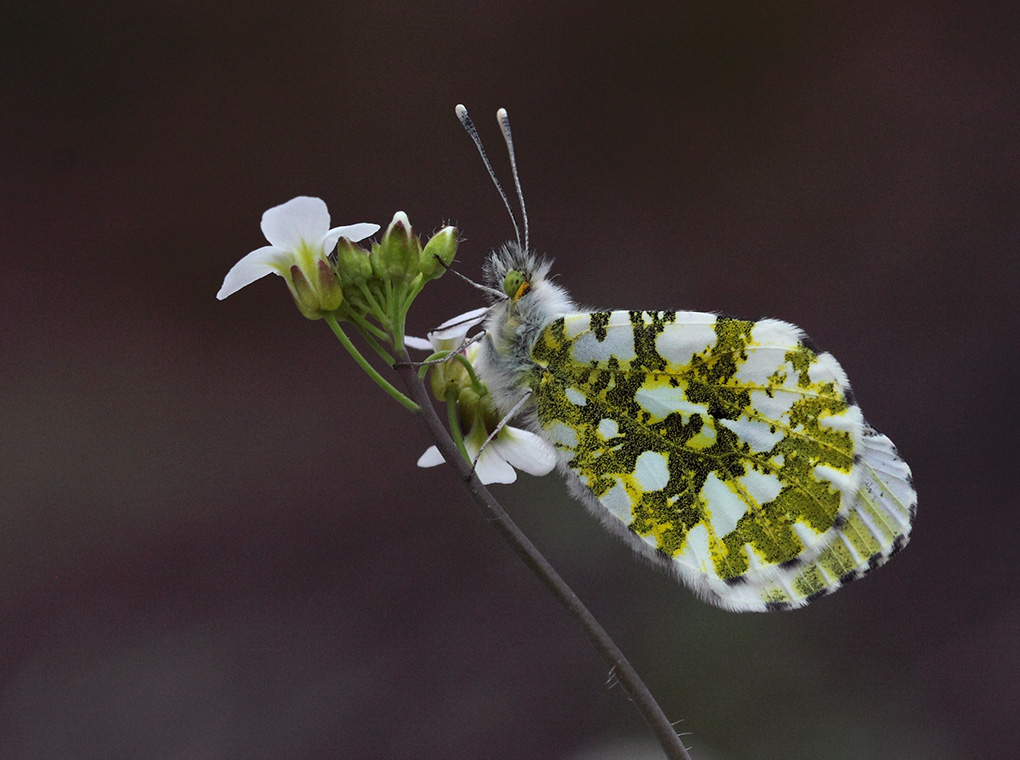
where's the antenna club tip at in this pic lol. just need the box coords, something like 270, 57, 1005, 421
496, 107, 508, 120
455, 104, 467, 116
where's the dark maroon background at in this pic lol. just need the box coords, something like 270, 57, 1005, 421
2, 1, 1017, 758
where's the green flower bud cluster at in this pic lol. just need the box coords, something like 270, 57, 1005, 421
295, 210, 459, 412
331, 213, 458, 347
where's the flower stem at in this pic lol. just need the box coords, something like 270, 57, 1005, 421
445, 388, 470, 463
393, 348, 691, 760
352, 321, 396, 366
347, 310, 390, 342
401, 277, 426, 315
356, 282, 387, 322
451, 352, 484, 392
324, 314, 420, 413
384, 280, 396, 334
390, 281, 409, 351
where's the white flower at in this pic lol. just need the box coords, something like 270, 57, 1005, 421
411, 308, 557, 485
417, 423, 558, 485
404, 306, 490, 353
217, 196, 379, 301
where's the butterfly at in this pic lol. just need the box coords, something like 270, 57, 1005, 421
456, 105, 916, 611
473, 244, 916, 611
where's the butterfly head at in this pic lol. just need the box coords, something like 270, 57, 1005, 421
482, 242, 547, 303
502, 268, 530, 301
480, 242, 575, 359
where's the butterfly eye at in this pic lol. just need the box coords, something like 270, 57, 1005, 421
503, 269, 530, 301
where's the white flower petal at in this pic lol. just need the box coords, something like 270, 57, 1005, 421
428, 307, 490, 344
217, 245, 291, 300
404, 335, 435, 351
431, 307, 490, 334
474, 447, 518, 484
417, 445, 446, 468
322, 223, 381, 253
493, 428, 558, 477
261, 196, 330, 252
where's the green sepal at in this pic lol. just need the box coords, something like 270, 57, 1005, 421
289, 265, 323, 320
316, 260, 344, 312
419, 226, 459, 280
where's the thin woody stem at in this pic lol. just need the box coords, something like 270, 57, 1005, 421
393, 348, 691, 760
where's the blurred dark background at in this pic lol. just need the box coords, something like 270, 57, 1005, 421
2, 1, 1017, 758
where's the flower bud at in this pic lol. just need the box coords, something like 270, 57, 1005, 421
419, 226, 459, 280
335, 237, 373, 286
371, 211, 421, 283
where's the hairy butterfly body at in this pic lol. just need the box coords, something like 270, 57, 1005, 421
476, 242, 916, 612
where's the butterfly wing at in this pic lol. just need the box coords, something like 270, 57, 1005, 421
527, 310, 915, 611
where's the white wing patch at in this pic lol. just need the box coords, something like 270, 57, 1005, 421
634, 451, 670, 491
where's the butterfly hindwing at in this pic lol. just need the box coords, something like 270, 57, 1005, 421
745, 426, 917, 609
525, 309, 912, 611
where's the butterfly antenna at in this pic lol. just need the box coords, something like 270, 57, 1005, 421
497, 108, 529, 252
445, 264, 507, 300
431, 252, 507, 299
456, 104, 522, 250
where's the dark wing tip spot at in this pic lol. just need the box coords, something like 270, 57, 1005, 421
805, 589, 831, 605
838, 570, 860, 585
800, 333, 821, 354
889, 534, 908, 556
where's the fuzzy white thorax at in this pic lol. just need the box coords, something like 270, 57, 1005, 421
475, 242, 576, 421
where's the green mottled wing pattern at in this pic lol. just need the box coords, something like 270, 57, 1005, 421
527, 310, 915, 611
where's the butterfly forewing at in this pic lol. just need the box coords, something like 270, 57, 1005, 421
526, 309, 911, 611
